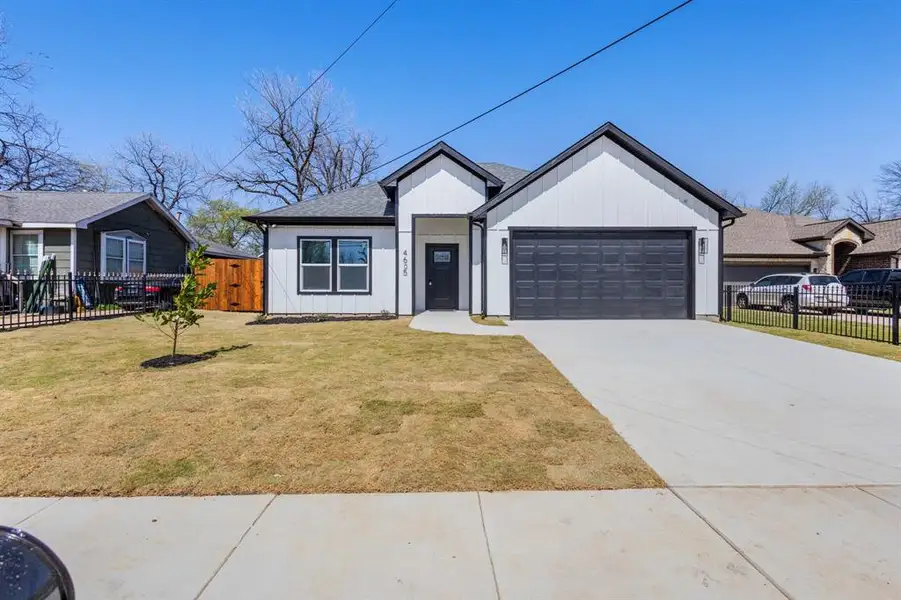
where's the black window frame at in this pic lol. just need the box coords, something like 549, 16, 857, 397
297, 235, 372, 295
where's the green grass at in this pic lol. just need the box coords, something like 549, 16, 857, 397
727, 321, 901, 363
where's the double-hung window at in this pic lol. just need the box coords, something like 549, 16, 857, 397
337, 239, 369, 292
11, 232, 42, 273
298, 237, 370, 293
299, 239, 332, 291
102, 233, 146, 274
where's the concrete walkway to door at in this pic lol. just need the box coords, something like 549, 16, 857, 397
409, 311, 515, 335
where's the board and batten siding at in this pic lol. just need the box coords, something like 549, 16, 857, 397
396, 154, 487, 315
267, 225, 395, 314
80, 201, 188, 273
485, 136, 721, 316
0, 226, 7, 270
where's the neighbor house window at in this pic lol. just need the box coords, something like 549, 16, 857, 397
102, 233, 146, 274
300, 239, 332, 291
297, 236, 371, 294
11, 231, 42, 273
337, 239, 369, 292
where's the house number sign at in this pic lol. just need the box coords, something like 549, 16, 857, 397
402, 249, 409, 277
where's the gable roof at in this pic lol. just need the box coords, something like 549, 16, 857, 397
791, 218, 875, 242
0, 191, 193, 242
850, 218, 901, 255
472, 122, 744, 219
244, 162, 530, 224
378, 141, 504, 190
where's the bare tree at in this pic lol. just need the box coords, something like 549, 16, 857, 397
802, 182, 839, 220
760, 176, 802, 214
217, 73, 380, 205
847, 189, 893, 222
0, 101, 89, 191
114, 133, 206, 210
877, 160, 901, 213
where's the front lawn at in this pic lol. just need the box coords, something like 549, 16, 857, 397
0, 312, 661, 496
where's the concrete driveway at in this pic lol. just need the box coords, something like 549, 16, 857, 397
509, 319, 901, 487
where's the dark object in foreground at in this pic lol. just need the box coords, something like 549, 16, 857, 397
140, 344, 251, 369
247, 314, 397, 326
0, 526, 75, 600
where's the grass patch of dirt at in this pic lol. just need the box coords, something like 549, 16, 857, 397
470, 315, 507, 327
726, 321, 901, 363
0, 312, 662, 495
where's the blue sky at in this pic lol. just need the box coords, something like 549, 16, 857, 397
4, 0, 900, 211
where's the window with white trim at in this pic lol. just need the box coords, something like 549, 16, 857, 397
102, 233, 147, 274
299, 239, 332, 291
11, 232, 42, 273
337, 239, 369, 292
127, 239, 146, 274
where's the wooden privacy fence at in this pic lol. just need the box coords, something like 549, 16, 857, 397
198, 257, 263, 312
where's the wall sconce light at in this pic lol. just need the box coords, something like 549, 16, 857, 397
698, 237, 708, 264
501, 237, 509, 265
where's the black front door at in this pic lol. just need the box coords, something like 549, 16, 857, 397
425, 244, 458, 310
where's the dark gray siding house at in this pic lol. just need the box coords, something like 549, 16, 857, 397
0, 191, 193, 275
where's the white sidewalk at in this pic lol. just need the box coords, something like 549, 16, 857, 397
4, 486, 900, 599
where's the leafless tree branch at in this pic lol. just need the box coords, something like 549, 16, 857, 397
113, 133, 206, 210
216, 72, 381, 205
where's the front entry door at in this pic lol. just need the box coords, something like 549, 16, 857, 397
425, 244, 459, 310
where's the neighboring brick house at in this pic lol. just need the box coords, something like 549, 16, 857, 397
723, 208, 901, 283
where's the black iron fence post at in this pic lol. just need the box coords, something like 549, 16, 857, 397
725, 285, 733, 322
142, 273, 148, 313
792, 286, 800, 330
68, 272, 74, 322
892, 282, 900, 346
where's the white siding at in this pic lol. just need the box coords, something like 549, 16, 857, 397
267, 225, 395, 314
486, 136, 720, 317
471, 223, 482, 314
396, 153, 486, 314
397, 154, 486, 232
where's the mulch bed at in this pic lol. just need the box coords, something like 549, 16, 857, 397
140, 344, 252, 369
247, 314, 397, 326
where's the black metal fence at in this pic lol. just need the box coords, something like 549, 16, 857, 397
722, 282, 901, 345
1, 272, 184, 331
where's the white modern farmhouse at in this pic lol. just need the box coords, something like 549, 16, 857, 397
246, 122, 744, 320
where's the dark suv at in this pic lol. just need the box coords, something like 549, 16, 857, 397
839, 269, 901, 312
113, 278, 182, 311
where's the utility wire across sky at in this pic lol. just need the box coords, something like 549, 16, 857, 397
364, 0, 695, 177
209, 0, 401, 181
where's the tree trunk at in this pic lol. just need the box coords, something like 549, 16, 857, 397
171, 328, 178, 358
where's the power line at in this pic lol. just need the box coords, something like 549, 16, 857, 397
367, 0, 695, 176
211, 0, 400, 180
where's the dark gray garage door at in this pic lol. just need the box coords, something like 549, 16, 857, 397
511, 230, 692, 319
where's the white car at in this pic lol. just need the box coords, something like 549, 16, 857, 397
735, 273, 849, 314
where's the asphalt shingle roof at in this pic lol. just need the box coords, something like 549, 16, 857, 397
0, 191, 147, 224
201, 240, 259, 259
249, 162, 530, 221
726, 208, 901, 256
851, 218, 901, 255
725, 208, 822, 256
